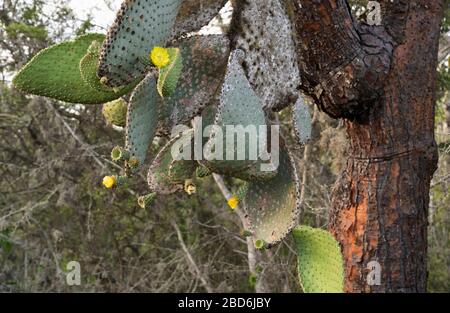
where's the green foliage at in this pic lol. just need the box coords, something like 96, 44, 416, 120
293, 226, 344, 293
157, 48, 183, 98
5, 22, 47, 40
13, 34, 134, 104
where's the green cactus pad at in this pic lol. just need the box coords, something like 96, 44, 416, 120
243, 142, 301, 246
98, 0, 182, 88
103, 98, 128, 127
12, 34, 134, 104
170, 0, 228, 40
80, 40, 139, 94
293, 226, 344, 293
157, 48, 183, 98
232, 0, 301, 111
293, 97, 312, 145
157, 35, 230, 135
148, 130, 197, 194
125, 73, 159, 165
201, 50, 277, 181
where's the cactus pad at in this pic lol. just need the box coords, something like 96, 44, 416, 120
231, 0, 301, 111
201, 50, 277, 181
157, 35, 230, 135
293, 96, 312, 145
170, 0, 228, 40
103, 98, 128, 127
126, 73, 159, 165
148, 130, 197, 194
293, 226, 344, 293
243, 142, 301, 246
13, 34, 134, 104
80, 40, 139, 95
98, 0, 182, 87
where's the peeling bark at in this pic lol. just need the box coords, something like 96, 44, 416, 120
292, 0, 443, 292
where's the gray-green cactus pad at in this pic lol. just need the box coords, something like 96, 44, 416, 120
293, 226, 344, 293
13, 34, 134, 104
170, 0, 228, 40
293, 96, 312, 145
126, 73, 159, 165
231, 0, 301, 111
98, 0, 182, 87
243, 142, 301, 246
201, 50, 277, 181
148, 130, 197, 194
157, 35, 230, 135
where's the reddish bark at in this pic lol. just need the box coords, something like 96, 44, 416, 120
292, 0, 443, 292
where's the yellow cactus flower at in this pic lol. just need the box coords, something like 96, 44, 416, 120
228, 196, 239, 210
102, 176, 117, 189
150, 46, 170, 69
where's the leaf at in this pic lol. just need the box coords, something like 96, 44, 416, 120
157, 48, 183, 98
125, 73, 159, 165
293, 226, 344, 293
13, 34, 134, 104
98, 0, 183, 87
243, 142, 301, 246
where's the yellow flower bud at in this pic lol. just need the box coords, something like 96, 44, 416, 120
228, 196, 239, 210
184, 180, 197, 195
102, 176, 117, 189
150, 46, 170, 69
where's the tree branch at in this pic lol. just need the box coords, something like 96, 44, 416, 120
292, 0, 409, 118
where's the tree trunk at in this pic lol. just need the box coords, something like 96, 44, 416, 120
292, 0, 443, 292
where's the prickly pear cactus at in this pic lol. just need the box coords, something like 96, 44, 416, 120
293, 226, 344, 293
148, 130, 197, 194
200, 50, 277, 181
231, 0, 301, 111
126, 73, 159, 165
98, 0, 183, 87
13, 34, 135, 104
11, 0, 328, 292
157, 35, 230, 135
170, 0, 228, 40
103, 98, 128, 127
243, 142, 301, 246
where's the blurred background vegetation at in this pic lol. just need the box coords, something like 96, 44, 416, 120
0, 0, 449, 292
